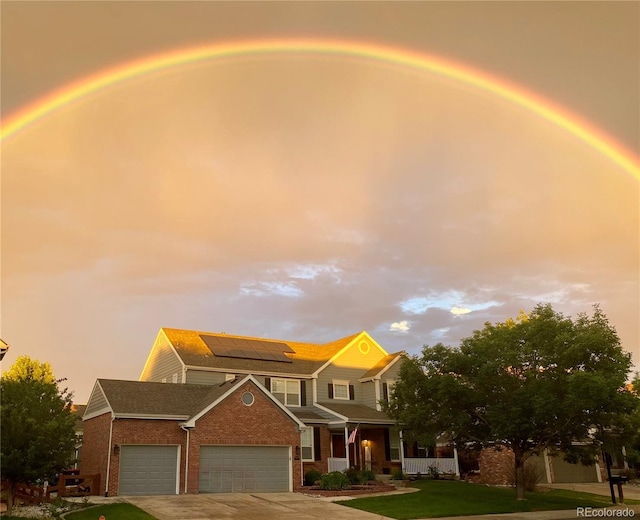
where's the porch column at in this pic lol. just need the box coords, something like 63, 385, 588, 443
453, 446, 460, 477
344, 426, 350, 467
399, 429, 405, 474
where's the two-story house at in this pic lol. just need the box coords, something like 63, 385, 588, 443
81, 328, 419, 496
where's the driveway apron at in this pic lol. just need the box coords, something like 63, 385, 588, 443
126, 492, 393, 520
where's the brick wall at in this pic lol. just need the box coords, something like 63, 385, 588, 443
187, 381, 303, 492
109, 418, 187, 496
303, 426, 331, 475
82, 381, 303, 496
476, 447, 515, 485
80, 412, 112, 495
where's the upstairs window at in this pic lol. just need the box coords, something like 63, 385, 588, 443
329, 380, 354, 400
270, 378, 300, 406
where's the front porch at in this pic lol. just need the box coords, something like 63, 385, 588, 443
308, 425, 460, 478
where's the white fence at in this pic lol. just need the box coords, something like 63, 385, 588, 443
403, 458, 458, 475
328, 457, 349, 473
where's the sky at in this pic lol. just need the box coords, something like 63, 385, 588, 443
1, 1, 638, 404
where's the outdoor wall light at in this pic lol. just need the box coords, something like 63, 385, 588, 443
362, 440, 370, 447
113, 444, 120, 455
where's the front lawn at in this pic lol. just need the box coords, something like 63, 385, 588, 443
64, 503, 157, 520
339, 480, 638, 519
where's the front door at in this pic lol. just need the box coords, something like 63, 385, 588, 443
332, 434, 346, 458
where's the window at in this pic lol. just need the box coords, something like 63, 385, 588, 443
172, 373, 178, 383
161, 377, 167, 383
386, 380, 395, 398
332, 380, 350, 400
271, 378, 300, 406
300, 427, 314, 461
389, 428, 401, 461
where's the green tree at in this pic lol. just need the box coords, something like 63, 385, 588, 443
1, 356, 77, 514
384, 304, 637, 499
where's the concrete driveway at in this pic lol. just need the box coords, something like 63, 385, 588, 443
126, 492, 394, 520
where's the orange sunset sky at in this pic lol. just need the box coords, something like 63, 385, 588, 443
1, 1, 638, 403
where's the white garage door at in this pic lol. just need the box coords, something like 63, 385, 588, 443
199, 446, 290, 493
119, 445, 178, 495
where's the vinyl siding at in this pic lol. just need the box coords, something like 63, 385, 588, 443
185, 370, 228, 385
359, 381, 377, 408
140, 331, 184, 383
85, 384, 109, 417
316, 338, 386, 403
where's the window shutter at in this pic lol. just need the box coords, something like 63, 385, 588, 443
328, 383, 333, 399
384, 429, 391, 461
313, 427, 321, 461
382, 383, 388, 402
265, 377, 271, 390
349, 385, 355, 400
300, 380, 307, 406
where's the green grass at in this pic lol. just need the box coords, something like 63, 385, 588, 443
64, 503, 158, 520
1, 503, 157, 520
339, 480, 640, 519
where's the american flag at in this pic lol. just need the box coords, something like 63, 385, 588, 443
347, 426, 358, 444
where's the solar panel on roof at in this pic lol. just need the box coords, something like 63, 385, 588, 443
199, 335, 294, 363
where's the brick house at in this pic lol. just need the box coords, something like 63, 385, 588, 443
82, 329, 457, 496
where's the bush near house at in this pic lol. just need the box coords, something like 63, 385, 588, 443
320, 471, 350, 490
304, 470, 322, 486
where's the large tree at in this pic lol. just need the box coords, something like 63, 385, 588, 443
385, 304, 637, 499
1, 356, 77, 514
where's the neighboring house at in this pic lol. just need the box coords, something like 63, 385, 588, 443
70, 404, 86, 470
81, 329, 456, 496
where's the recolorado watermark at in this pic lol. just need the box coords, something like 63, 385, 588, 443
577, 507, 635, 517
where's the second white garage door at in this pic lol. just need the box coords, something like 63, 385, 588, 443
199, 446, 290, 493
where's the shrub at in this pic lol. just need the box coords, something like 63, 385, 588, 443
361, 469, 377, 483
345, 467, 363, 485
391, 468, 405, 480
320, 471, 350, 490
508, 461, 545, 492
304, 470, 322, 486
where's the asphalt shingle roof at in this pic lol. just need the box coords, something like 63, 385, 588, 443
317, 402, 395, 424
360, 352, 404, 379
97, 378, 241, 418
162, 328, 361, 376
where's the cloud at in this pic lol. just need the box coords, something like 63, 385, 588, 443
239, 281, 303, 298
390, 320, 410, 332
450, 307, 472, 316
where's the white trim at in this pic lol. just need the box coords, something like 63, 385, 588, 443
270, 378, 302, 407
105, 415, 115, 496
181, 426, 191, 493
300, 426, 314, 461
374, 380, 381, 411
83, 406, 112, 421
183, 374, 306, 429
332, 380, 350, 400
312, 332, 388, 377
114, 413, 190, 420
175, 445, 181, 495
544, 448, 552, 484
83, 381, 114, 421
312, 377, 318, 404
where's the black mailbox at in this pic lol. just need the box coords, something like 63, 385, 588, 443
610, 475, 629, 484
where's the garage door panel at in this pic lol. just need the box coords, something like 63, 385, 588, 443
119, 445, 178, 496
199, 446, 289, 493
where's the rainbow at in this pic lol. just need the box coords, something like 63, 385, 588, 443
2, 38, 638, 179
